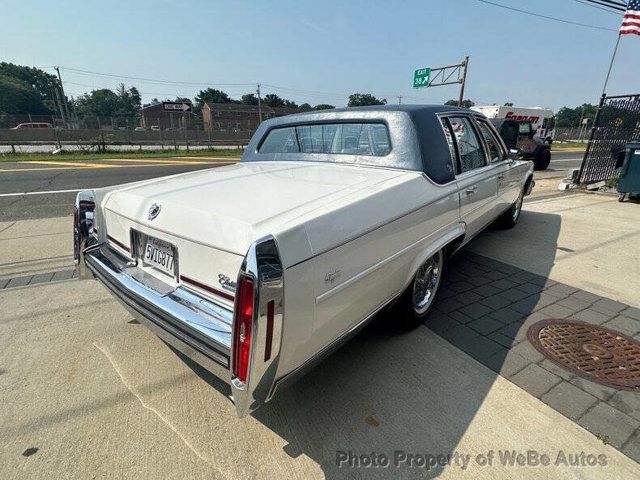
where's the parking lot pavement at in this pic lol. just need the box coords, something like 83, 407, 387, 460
2, 280, 638, 479
472, 188, 640, 308
428, 250, 640, 461
2, 188, 640, 478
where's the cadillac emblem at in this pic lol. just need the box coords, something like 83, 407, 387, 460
147, 203, 161, 221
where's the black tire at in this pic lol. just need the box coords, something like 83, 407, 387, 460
496, 187, 524, 229
534, 148, 551, 171
391, 248, 445, 330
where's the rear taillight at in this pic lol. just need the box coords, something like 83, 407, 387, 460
232, 275, 255, 383
73, 191, 95, 264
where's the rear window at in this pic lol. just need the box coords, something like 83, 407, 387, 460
518, 122, 532, 135
259, 122, 391, 156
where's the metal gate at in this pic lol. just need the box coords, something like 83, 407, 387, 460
579, 93, 640, 184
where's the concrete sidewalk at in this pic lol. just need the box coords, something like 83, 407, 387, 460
1, 189, 640, 478
1, 280, 638, 479
0, 216, 73, 283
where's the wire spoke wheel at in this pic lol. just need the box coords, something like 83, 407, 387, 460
412, 250, 443, 316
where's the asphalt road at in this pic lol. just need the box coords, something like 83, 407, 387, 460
0, 152, 582, 222
0, 157, 236, 222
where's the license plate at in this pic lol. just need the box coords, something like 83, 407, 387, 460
142, 236, 176, 277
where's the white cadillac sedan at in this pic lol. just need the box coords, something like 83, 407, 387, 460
74, 105, 534, 416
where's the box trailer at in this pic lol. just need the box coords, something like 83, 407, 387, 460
472, 106, 554, 143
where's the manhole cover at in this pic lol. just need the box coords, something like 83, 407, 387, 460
527, 319, 640, 392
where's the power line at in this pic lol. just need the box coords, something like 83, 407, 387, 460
473, 0, 617, 31
59, 67, 353, 102
56, 66, 451, 107
573, 0, 624, 14
64, 81, 190, 97
58, 66, 255, 87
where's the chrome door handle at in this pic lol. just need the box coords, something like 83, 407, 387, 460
466, 186, 478, 195
498, 175, 505, 180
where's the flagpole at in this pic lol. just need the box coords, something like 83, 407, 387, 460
601, 33, 622, 97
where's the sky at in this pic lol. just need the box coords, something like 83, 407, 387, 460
1, 0, 638, 111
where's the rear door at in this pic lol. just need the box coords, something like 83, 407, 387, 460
440, 115, 496, 239
474, 117, 520, 214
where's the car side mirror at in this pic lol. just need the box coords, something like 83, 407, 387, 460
508, 148, 523, 160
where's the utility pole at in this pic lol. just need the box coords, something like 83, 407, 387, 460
458, 56, 469, 107
53, 88, 66, 127
397, 95, 403, 105
54, 66, 71, 128
256, 83, 263, 123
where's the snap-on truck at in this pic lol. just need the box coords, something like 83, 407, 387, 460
472, 106, 554, 143
473, 106, 554, 171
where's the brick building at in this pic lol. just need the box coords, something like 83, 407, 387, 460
202, 103, 303, 133
139, 102, 197, 130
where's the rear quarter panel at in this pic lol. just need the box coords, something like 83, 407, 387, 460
275, 174, 461, 376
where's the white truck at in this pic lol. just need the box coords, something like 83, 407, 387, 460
471, 106, 554, 143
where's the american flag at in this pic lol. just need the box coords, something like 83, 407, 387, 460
620, 0, 640, 36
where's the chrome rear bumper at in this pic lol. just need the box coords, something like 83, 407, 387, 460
83, 243, 233, 381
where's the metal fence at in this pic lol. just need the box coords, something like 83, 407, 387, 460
1, 113, 147, 130
0, 127, 250, 153
579, 94, 640, 184
553, 127, 591, 143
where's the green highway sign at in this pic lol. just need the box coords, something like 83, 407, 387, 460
413, 67, 431, 88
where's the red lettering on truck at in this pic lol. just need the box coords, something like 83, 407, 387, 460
505, 112, 540, 124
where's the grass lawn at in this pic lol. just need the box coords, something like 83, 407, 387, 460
0, 149, 243, 163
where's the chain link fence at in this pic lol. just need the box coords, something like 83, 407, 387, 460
0, 113, 253, 153
0, 128, 249, 153
553, 127, 591, 143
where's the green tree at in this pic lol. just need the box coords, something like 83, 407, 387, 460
73, 89, 121, 117
114, 83, 141, 116
504, 102, 514, 107
445, 99, 475, 108
263, 94, 286, 108
0, 62, 59, 114
348, 93, 386, 107
194, 88, 231, 111
555, 104, 597, 128
0, 75, 48, 114
241, 93, 259, 105
73, 85, 143, 118
314, 104, 335, 110
299, 103, 312, 111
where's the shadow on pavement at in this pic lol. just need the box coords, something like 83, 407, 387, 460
183, 210, 575, 478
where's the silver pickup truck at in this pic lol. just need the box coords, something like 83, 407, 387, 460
74, 105, 534, 417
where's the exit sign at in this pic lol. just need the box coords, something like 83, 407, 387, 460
413, 68, 431, 88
